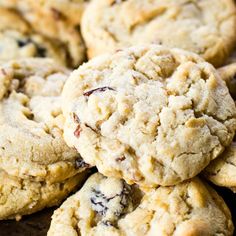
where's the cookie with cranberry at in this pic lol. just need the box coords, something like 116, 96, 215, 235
6, 1, 86, 67
0, 7, 67, 66
62, 45, 236, 187
48, 173, 233, 236
0, 58, 90, 183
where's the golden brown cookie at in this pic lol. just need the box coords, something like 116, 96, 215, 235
62, 45, 236, 188
5, 1, 86, 67
0, 7, 67, 66
0, 58, 89, 183
48, 173, 234, 236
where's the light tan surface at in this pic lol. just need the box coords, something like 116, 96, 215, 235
82, 0, 236, 67
0, 7, 67, 65
62, 45, 236, 188
0, 169, 87, 220
0, 58, 89, 183
48, 173, 234, 236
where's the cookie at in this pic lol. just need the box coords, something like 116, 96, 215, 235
47, 173, 234, 236
0, 7, 67, 66
0, 58, 89, 183
0, 169, 87, 220
62, 45, 236, 187
217, 62, 236, 99
10, 2, 86, 67
204, 140, 236, 193
81, 0, 236, 67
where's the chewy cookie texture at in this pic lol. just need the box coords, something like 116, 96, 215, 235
48, 173, 234, 236
62, 45, 236, 188
0, 58, 89, 183
81, 0, 236, 67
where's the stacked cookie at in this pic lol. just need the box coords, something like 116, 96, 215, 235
47, 44, 236, 235
0, 0, 236, 236
0, 58, 89, 220
48, 173, 233, 235
0, 0, 91, 222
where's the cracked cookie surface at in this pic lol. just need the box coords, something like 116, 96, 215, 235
0, 7, 67, 66
81, 0, 236, 67
204, 140, 236, 192
0, 169, 87, 220
48, 173, 234, 236
62, 45, 236, 187
0, 58, 89, 183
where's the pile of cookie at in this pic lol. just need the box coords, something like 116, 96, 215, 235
0, 0, 236, 235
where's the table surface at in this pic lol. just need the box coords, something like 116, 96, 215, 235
0, 184, 235, 236
0, 208, 55, 236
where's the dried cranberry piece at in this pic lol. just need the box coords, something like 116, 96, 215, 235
90, 183, 131, 218
36, 46, 47, 58
1, 68, 6, 76
83, 87, 115, 97
102, 221, 114, 227
74, 125, 82, 138
50, 7, 64, 20
116, 156, 126, 162
16, 38, 47, 57
72, 113, 80, 123
17, 38, 31, 48
115, 49, 123, 53
85, 123, 97, 133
